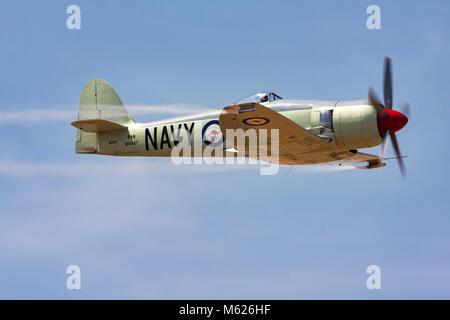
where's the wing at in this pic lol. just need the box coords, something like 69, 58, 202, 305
219, 103, 330, 164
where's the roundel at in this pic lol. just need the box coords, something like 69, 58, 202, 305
242, 117, 270, 126
202, 120, 224, 146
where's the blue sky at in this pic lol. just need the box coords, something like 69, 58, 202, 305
0, 0, 449, 299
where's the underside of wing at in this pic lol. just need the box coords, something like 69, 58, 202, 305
219, 103, 331, 164
323, 151, 385, 169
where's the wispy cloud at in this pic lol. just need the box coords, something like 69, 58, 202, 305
0, 159, 359, 178
0, 160, 257, 177
127, 104, 211, 115
288, 164, 359, 173
0, 109, 77, 124
0, 104, 211, 124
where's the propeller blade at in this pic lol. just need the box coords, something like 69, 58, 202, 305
390, 132, 406, 178
384, 57, 393, 109
380, 129, 390, 160
368, 88, 388, 118
401, 103, 411, 119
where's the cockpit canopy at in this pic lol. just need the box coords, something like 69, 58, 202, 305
234, 91, 283, 104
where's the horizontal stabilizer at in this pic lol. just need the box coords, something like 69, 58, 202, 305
71, 119, 128, 133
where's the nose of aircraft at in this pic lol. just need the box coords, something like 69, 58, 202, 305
377, 109, 408, 136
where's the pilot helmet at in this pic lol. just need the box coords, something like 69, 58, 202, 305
258, 93, 269, 103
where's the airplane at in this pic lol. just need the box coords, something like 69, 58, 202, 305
71, 57, 409, 176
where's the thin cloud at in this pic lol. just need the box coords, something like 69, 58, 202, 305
290, 165, 358, 173
0, 109, 76, 124
127, 104, 211, 115
0, 160, 359, 178
0, 160, 258, 177
0, 104, 211, 124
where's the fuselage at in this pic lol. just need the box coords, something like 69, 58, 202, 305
96, 99, 383, 164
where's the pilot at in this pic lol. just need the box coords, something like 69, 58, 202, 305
258, 93, 269, 103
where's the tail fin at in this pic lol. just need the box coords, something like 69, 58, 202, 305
74, 79, 134, 153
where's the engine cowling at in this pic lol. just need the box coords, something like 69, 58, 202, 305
333, 102, 382, 149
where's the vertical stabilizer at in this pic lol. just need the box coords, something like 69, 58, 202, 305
75, 79, 133, 153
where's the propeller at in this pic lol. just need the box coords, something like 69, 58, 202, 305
368, 57, 409, 178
